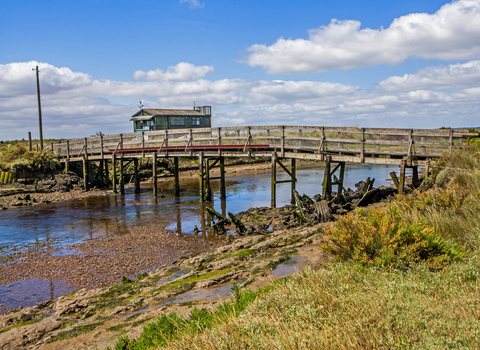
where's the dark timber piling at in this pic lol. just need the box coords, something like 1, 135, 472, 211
152, 153, 157, 198
174, 157, 180, 196
119, 158, 125, 195
134, 158, 140, 193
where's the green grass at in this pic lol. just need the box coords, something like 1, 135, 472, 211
163, 263, 480, 349
107, 283, 274, 350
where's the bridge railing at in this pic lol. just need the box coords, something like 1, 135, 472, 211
50, 126, 474, 160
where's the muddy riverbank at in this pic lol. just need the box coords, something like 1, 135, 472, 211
0, 169, 400, 349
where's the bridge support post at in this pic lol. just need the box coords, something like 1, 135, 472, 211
152, 153, 157, 198
205, 159, 212, 201
199, 152, 205, 202
134, 158, 140, 194
271, 152, 277, 208
104, 159, 109, 188
322, 156, 332, 199
398, 160, 406, 195
411, 166, 419, 187
220, 157, 226, 199
174, 157, 180, 196
333, 162, 346, 199
99, 160, 105, 188
112, 155, 117, 194
119, 158, 125, 195
291, 158, 296, 204
82, 155, 89, 192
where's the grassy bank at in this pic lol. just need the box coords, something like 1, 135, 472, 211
107, 149, 480, 350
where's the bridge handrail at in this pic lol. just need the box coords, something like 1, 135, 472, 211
50, 125, 478, 161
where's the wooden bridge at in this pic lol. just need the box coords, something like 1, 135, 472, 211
47, 125, 475, 207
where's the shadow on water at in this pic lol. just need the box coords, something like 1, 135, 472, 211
271, 257, 309, 277
0, 279, 73, 313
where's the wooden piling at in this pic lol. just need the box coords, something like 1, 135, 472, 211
220, 157, 226, 199
425, 159, 430, 178
291, 158, 296, 204
205, 159, 212, 201
271, 152, 277, 208
412, 166, 419, 187
104, 158, 109, 188
174, 157, 180, 196
199, 152, 205, 202
152, 153, 157, 198
82, 155, 89, 192
322, 156, 332, 199
119, 158, 125, 195
112, 154, 117, 194
337, 162, 345, 196
398, 160, 406, 195
28, 132, 32, 151
134, 158, 140, 193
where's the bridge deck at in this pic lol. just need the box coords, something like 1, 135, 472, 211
47, 125, 476, 166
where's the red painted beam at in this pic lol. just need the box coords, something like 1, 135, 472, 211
108, 145, 271, 153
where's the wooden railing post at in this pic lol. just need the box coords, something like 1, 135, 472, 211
407, 129, 413, 164
360, 128, 365, 163
65, 140, 70, 172
449, 129, 453, 154
218, 127, 222, 156
84, 138, 88, 161
281, 126, 285, 158
100, 134, 104, 160
271, 152, 277, 208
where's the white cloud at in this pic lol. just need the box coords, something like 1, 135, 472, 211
245, 0, 480, 74
1, 60, 480, 141
376, 60, 480, 92
180, 0, 204, 9
133, 62, 214, 81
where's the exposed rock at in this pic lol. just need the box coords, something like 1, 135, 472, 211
0, 317, 62, 350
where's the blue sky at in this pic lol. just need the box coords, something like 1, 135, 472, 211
1, 0, 480, 140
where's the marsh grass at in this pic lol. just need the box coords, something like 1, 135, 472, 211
164, 263, 480, 349
107, 285, 274, 350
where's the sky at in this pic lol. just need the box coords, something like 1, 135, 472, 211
1, 0, 480, 141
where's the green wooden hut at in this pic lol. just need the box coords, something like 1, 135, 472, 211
130, 106, 212, 132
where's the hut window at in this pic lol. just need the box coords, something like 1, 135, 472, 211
171, 117, 185, 126
192, 117, 201, 126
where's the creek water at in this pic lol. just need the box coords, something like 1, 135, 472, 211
0, 163, 400, 311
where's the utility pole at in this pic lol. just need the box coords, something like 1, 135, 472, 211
33, 66, 43, 150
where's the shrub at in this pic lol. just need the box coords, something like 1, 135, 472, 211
322, 207, 464, 270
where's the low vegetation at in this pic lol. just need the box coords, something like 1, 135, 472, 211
0, 144, 61, 175
107, 148, 480, 349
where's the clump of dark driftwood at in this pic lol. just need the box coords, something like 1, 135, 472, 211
205, 207, 231, 235
231, 178, 396, 235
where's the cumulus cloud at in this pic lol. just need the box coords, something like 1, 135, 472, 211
180, 0, 204, 9
1, 61, 480, 140
245, 0, 480, 74
376, 60, 480, 92
133, 62, 214, 81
